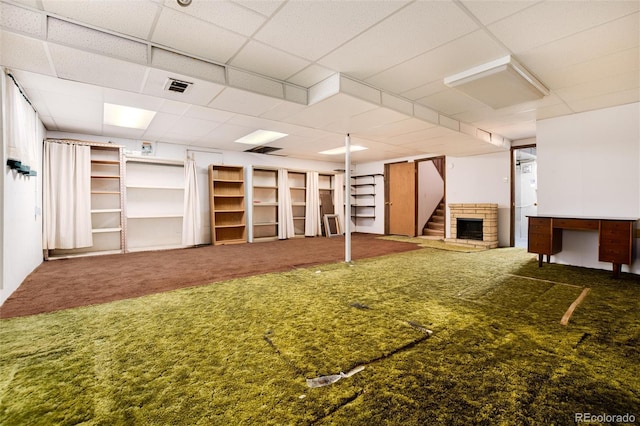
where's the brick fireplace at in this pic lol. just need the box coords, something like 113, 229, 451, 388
445, 203, 498, 248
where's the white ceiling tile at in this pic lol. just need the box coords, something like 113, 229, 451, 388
141, 68, 225, 106
418, 88, 487, 116
254, 0, 408, 61
324, 106, 408, 134
42, 0, 160, 40
158, 99, 190, 115
259, 100, 308, 122
355, 118, 436, 142
142, 111, 182, 139
459, 0, 538, 25
47, 18, 147, 64
538, 47, 639, 90
152, 8, 247, 63
535, 103, 574, 121
520, 13, 640, 78
49, 44, 147, 92
283, 93, 378, 129
103, 88, 165, 111
13, 69, 103, 100
231, 0, 284, 17
183, 105, 235, 123
39, 115, 58, 130
200, 122, 256, 144
230, 41, 310, 81
41, 91, 103, 124
365, 30, 508, 94
1, 2, 45, 37
226, 114, 307, 136
161, 116, 222, 141
566, 88, 640, 113
488, 0, 640, 53
401, 80, 448, 101
165, 0, 266, 37
103, 123, 146, 139
1, 31, 54, 76
7, 0, 43, 10
52, 116, 102, 135
555, 70, 640, 103
319, 1, 478, 80
286, 64, 335, 88
209, 87, 284, 116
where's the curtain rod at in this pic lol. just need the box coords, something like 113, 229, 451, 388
6, 71, 36, 113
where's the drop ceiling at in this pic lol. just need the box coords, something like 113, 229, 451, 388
1, 0, 638, 163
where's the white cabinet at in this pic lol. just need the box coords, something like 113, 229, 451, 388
125, 158, 185, 252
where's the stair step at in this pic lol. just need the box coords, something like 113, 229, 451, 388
435, 209, 445, 215
423, 228, 444, 236
428, 222, 444, 230
431, 216, 444, 223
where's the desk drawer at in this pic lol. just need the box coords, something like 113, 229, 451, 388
599, 221, 633, 264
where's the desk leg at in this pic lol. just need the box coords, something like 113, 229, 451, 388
538, 254, 543, 267
612, 264, 621, 279
547, 254, 551, 264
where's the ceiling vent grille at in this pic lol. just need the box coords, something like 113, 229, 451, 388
164, 78, 193, 94
244, 146, 283, 155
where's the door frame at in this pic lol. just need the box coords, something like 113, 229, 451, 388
510, 143, 536, 247
384, 156, 446, 236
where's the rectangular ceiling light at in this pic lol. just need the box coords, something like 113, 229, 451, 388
235, 129, 288, 145
104, 103, 156, 129
319, 145, 368, 155
444, 56, 549, 109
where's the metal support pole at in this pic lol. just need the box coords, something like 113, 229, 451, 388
345, 133, 351, 263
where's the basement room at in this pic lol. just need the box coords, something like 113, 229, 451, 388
1, 0, 639, 424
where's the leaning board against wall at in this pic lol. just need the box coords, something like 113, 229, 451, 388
208, 165, 247, 245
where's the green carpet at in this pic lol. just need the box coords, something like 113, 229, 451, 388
1, 246, 639, 424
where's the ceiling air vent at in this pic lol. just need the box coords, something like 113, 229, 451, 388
164, 78, 193, 94
244, 146, 283, 155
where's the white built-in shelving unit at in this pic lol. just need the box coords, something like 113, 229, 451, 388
125, 156, 185, 252
350, 174, 382, 224
208, 165, 247, 245
252, 168, 279, 241
289, 171, 307, 237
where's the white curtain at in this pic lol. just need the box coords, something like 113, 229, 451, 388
5, 73, 38, 169
43, 141, 93, 249
278, 169, 296, 239
182, 159, 201, 246
305, 171, 321, 236
333, 173, 345, 233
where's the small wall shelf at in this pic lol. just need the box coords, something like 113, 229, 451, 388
350, 174, 383, 223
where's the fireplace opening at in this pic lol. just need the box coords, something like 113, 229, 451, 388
457, 218, 483, 241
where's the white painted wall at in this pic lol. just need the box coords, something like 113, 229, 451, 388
48, 132, 343, 244
537, 102, 640, 273
446, 151, 512, 246
1, 72, 44, 305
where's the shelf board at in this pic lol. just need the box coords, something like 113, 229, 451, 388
126, 185, 184, 190
254, 185, 277, 189
92, 227, 122, 233
91, 160, 120, 165
215, 209, 245, 213
91, 175, 120, 179
253, 236, 278, 242
253, 202, 277, 206
293, 217, 305, 220
91, 191, 120, 195
214, 238, 246, 245
213, 179, 244, 183
48, 249, 123, 259
214, 224, 246, 229
214, 194, 244, 198
91, 209, 122, 213
352, 193, 375, 197
292, 202, 306, 206
254, 222, 278, 226
127, 244, 186, 253
352, 204, 376, 207
351, 183, 376, 187
352, 215, 376, 219
289, 186, 306, 190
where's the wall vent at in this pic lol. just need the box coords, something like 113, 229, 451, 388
164, 78, 193, 94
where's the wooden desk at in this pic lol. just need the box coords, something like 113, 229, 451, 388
527, 215, 636, 278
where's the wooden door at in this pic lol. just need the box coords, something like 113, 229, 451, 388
385, 161, 416, 236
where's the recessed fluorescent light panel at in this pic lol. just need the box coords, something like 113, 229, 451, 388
103, 103, 156, 129
234, 130, 288, 145
319, 145, 368, 155
444, 55, 549, 109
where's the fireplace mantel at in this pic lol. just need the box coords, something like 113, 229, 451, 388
445, 203, 498, 249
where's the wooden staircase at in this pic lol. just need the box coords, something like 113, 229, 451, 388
423, 199, 445, 238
